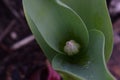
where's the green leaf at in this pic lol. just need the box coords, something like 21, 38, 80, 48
57, 70, 85, 80
23, 11, 57, 61
61, 0, 113, 61
52, 30, 115, 80
23, 0, 115, 79
23, 0, 89, 54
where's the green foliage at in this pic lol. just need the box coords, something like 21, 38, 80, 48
61, 0, 113, 61
23, 0, 115, 80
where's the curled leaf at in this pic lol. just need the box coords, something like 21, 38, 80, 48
23, 0, 115, 80
61, 0, 113, 61
52, 30, 115, 80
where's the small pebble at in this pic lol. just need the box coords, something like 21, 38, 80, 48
10, 32, 17, 40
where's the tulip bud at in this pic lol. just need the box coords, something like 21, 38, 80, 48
64, 40, 80, 56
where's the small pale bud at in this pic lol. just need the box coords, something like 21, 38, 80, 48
64, 40, 80, 56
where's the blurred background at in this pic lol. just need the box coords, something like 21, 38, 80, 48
0, 0, 120, 80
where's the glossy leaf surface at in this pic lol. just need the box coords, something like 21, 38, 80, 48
24, 12, 57, 61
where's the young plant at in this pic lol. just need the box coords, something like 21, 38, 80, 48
23, 0, 116, 80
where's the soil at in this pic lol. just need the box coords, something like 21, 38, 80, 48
0, 0, 120, 80
0, 0, 48, 80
